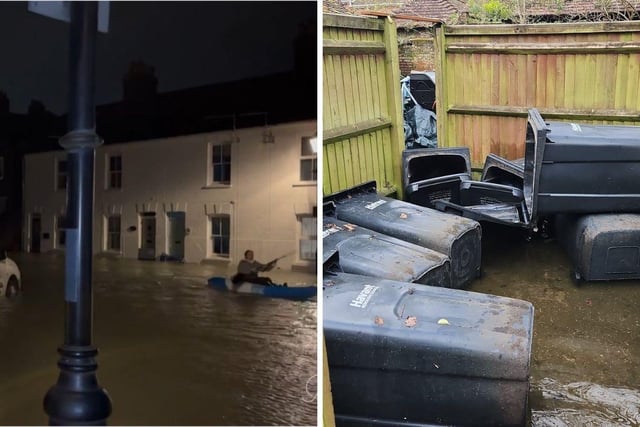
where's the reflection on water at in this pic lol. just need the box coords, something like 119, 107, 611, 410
472, 224, 640, 427
0, 254, 316, 426
531, 378, 640, 426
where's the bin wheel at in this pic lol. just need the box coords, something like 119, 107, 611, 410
571, 271, 583, 285
5, 276, 19, 298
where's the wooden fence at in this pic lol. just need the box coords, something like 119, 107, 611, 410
323, 13, 405, 197
435, 21, 640, 169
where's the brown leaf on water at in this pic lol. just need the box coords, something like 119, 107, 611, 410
404, 316, 417, 327
400, 212, 408, 219
324, 280, 336, 287
344, 223, 356, 231
374, 316, 384, 326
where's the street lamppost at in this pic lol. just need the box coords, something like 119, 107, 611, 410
43, 2, 112, 425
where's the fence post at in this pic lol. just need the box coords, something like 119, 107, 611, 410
382, 16, 405, 199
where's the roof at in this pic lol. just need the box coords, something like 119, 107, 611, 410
323, 0, 356, 14
397, 0, 465, 21
526, 0, 640, 18
330, 0, 640, 27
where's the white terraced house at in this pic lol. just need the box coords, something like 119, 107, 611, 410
22, 119, 317, 272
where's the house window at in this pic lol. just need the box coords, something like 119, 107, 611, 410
107, 215, 121, 251
56, 215, 66, 248
57, 159, 67, 190
210, 215, 230, 257
300, 137, 317, 182
211, 143, 231, 185
299, 210, 317, 261
108, 155, 122, 189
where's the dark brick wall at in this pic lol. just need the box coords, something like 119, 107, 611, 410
398, 28, 436, 76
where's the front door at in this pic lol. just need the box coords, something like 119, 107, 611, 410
30, 214, 41, 253
167, 211, 185, 260
138, 213, 156, 260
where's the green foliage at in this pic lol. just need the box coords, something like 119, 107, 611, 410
468, 0, 513, 23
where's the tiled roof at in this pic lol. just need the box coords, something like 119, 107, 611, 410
323, 0, 356, 15
397, 0, 465, 21
526, 0, 640, 17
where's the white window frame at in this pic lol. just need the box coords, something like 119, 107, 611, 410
298, 209, 317, 262
209, 142, 232, 186
209, 214, 230, 258
106, 214, 122, 252
300, 136, 317, 182
107, 154, 122, 190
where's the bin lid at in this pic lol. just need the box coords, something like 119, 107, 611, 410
324, 272, 534, 381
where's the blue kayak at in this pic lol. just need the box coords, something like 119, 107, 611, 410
207, 277, 317, 301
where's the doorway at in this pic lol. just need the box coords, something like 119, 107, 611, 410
138, 212, 156, 260
167, 211, 186, 260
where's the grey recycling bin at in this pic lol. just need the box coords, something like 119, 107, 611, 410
323, 202, 451, 287
325, 181, 481, 288
324, 272, 534, 427
556, 213, 640, 282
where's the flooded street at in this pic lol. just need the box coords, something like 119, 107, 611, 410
473, 224, 640, 426
0, 253, 317, 426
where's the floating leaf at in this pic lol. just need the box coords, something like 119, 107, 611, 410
344, 223, 357, 231
400, 212, 408, 219
374, 316, 384, 326
437, 318, 450, 325
404, 316, 417, 327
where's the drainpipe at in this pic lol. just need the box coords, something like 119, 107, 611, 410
43, 2, 112, 425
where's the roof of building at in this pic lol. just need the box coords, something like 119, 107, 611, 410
332, 0, 640, 27
323, 0, 356, 14
526, 0, 640, 18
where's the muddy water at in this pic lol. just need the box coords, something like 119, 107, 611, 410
0, 253, 317, 425
472, 224, 640, 426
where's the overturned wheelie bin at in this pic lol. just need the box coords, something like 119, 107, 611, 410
323, 270, 535, 427
325, 182, 481, 288
556, 213, 640, 282
323, 201, 451, 287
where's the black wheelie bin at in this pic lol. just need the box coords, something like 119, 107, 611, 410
323, 202, 451, 287
325, 181, 482, 288
556, 213, 640, 282
323, 271, 535, 427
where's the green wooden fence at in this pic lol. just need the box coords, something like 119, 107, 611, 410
435, 21, 640, 169
323, 13, 405, 197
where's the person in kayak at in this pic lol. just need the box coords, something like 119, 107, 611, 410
232, 250, 285, 286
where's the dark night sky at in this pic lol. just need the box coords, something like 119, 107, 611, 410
0, 1, 317, 114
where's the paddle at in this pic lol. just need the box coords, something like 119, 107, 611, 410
266, 251, 295, 268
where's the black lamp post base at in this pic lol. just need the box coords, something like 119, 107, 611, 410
43, 345, 112, 426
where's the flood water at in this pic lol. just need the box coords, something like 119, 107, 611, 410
473, 223, 640, 426
0, 253, 317, 426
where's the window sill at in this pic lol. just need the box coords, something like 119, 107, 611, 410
201, 257, 231, 265
201, 184, 232, 190
292, 182, 317, 188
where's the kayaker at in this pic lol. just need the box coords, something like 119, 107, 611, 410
232, 250, 281, 286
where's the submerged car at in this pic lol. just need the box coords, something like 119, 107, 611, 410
0, 252, 21, 297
